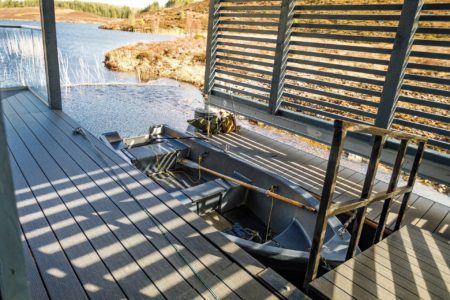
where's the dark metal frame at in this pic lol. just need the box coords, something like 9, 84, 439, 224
303, 119, 427, 289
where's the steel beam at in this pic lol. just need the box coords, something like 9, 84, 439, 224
375, 0, 423, 129
39, 0, 62, 110
268, 0, 294, 114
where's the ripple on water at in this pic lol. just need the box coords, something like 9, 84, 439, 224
62, 80, 204, 137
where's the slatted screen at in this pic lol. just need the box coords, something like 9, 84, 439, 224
212, 0, 280, 106
206, 0, 450, 154
393, 2, 450, 151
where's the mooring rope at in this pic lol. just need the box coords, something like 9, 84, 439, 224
72, 127, 220, 300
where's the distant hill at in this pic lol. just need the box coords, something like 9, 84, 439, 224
100, 1, 209, 34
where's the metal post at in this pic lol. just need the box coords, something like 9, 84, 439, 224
346, 135, 385, 260
40, 0, 62, 110
395, 141, 426, 230
204, 0, 220, 96
373, 139, 409, 243
304, 120, 346, 288
0, 101, 30, 299
374, 0, 423, 129
268, 0, 294, 114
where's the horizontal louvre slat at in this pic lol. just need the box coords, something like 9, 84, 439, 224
217, 48, 274, 60
213, 85, 269, 101
219, 5, 281, 11
401, 84, 450, 97
287, 58, 386, 76
219, 13, 280, 18
282, 100, 371, 123
289, 50, 389, 65
427, 139, 450, 151
407, 63, 450, 73
216, 55, 274, 67
290, 41, 391, 54
293, 23, 397, 33
216, 76, 271, 93
216, 62, 273, 76
399, 96, 450, 111
217, 41, 275, 52
283, 93, 376, 118
216, 69, 272, 84
291, 32, 394, 43
284, 83, 378, 107
404, 74, 450, 86
396, 107, 450, 123
286, 66, 384, 85
295, 4, 402, 11
413, 39, 450, 47
393, 119, 450, 137
219, 20, 279, 26
293, 14, 399, 21
218, 34, 276, 44
285, 75, 381, 97
410, 51, 450, 60
220, 28, 278, 35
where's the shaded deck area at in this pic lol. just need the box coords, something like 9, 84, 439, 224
208, 129, 449, 238
1, 89, 302, 299
308, 225, 450, 299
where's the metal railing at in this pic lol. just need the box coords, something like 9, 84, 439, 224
204, 0, 450, 185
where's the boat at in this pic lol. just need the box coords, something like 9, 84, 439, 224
100, 124, 355, 277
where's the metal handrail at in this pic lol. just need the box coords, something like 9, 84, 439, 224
0, 24, 41, 31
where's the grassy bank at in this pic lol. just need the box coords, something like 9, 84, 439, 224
104, 37, 206, 88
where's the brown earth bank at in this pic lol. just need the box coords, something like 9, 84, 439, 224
100, 1, 208, 33
0, 7, 116, 24
104, 37, 206, 88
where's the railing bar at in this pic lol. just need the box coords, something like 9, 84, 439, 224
401, 84, 450, 97
295, 4, 403, 11
293, 14, 400, 21
410, 51, 450, 60
220, 27, 279, 35
413, 39, 450, 47
219, 20, 279, 26
217, 41, 276, 52
219, 5, 282, 11
219, 13, 280, 18
218, 34, 277, 43
217, 48, 274, 60
404, 74, 450, 85
291, 32, 395, 43
407, 63, 450, 73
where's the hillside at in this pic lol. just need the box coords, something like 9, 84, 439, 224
100, 1, 209, 33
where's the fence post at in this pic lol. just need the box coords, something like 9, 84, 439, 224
0, 96, 30, 299
268, 0, 294, 114
374, 0, 423, 129
204, 0, 220, 96
40, 0, 62, 110
304, 120, 346, 289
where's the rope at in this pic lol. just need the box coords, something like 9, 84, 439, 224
338, 210, 358, 236
264, 186, 276, 242
73, 127, 220, 300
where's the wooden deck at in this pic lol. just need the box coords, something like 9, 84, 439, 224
1, 89, 304, 300
308, 225, 450, 299
209, 129, 450, 238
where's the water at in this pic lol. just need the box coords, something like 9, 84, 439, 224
1, 20, 204, 133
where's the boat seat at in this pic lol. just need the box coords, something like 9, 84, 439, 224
265, 218, 312, 251
217, 171, 252, 213
181, 179, 227, 214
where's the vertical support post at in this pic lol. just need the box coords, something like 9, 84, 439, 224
0, 102, 29, 299
346, 135, 385, 260
374, 139, 409, 243
204, 0, 220, 96
268, 0, 294, 114
395, 141, 426, 230
374, 0, 423, 129
40, 0, 62, 110
304, 120, 346, 288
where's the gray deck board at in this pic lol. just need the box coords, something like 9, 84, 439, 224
212, 128, 448, 237
309, 226, 450, 300
1, 90, 296, 299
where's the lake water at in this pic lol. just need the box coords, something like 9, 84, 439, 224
0, 20, 204, 135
